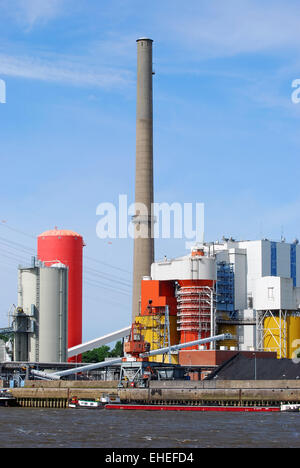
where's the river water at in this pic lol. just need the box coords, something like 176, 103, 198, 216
0, 407, 299, 448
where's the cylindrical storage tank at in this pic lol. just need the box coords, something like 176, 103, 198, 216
37, 229, 84, 362
39, 265, 68, 363
190, 256, 216, 281
18, 268, 38, 316
264, 315, 286, 359
264, 313, 300, 359
17, 267, 39, 362
287, 315, 300, 360
177, 279, 215, 350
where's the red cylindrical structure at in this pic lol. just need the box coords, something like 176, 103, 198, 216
177, 280, 214, 350
37, 229, 84, 362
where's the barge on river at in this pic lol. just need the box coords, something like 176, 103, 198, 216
105, 403, 300, 413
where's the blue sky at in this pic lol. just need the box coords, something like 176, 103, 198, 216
0, 0, 300, 341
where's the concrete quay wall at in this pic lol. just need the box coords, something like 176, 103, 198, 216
9, 380, 300, 407
120, 387, 300, 403
149, 380, 300, 390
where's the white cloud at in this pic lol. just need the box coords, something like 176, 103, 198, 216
0, 0, 66, 28
0, 52, 133, 89
164, 0, 300, 58
20, 0, 62, 24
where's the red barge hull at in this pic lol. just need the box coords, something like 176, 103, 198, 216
105, 404, 280, 413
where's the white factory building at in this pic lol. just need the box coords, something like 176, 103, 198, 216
151, 238, 300, 358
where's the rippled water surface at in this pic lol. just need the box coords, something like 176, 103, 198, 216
0, 408, 300, 448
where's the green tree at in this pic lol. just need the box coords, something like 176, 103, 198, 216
82, 345, 111, 363
81, 341, 124, 363
0, 334, 9, 343
109, 341, 124, 358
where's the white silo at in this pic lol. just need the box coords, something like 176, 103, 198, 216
16, 262, 68, 363
16, 266, 38, 361
39, 264, 68, 363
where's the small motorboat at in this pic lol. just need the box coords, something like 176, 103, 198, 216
68, 394, 120, 409
68, 397, 104, 409
0, 389, 17, 407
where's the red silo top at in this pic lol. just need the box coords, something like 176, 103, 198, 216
37, 228, 84, 362
39, 229, 83, 240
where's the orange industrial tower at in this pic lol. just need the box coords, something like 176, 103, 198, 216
132, 279, 180, 363
136, 248, 217, 358
37, 229, 84, 362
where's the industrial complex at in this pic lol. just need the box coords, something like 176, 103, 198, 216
1, 39, 300, 400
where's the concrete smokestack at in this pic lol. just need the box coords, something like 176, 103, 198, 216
132, 38, 155, 321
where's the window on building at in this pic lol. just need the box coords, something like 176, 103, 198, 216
268, 287, 274, 300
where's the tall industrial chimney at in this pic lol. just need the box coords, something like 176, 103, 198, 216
132, 38, 155, 320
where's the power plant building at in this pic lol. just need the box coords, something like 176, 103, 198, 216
213, 238, 300, 359
134, 239, 300, 364
126, 37, 300, 369
3, 37, 300, 384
